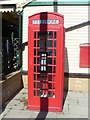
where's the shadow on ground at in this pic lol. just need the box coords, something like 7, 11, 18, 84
35, 90, 68, 119
35, 112, 48, 120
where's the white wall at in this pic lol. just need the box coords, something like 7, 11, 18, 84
23, 5, 89, 73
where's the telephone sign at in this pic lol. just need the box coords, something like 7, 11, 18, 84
32, 19, 59, 24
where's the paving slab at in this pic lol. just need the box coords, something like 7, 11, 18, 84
69, 104, 88, 117
4, 109, 33, 118
0, 88, 88, 119
5, 100, 21, 109
56, 112, 77, 118
62, 103, 69, 115
67, 92, 88, 99
46, 112, 57, 118
65, 97, 88, 106
31, 111, 41, 118
12, 92, 23, 100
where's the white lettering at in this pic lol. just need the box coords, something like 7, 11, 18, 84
32, 20, 59, 24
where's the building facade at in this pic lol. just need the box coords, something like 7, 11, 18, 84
22, 0, 90, 92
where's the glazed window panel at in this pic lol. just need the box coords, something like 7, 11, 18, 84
34, 49, 36, 56
54, 58, 56, 65
48, 83, 52, 89
46, 40, 53, 48
48, 75, 52, 82
34, 40, 36, 47
48, 50, 52, 56
54, 32, 56, 39
48, 91, 52, 97
37, 49, 40, 56
54, 40, 56, 48
34, 90, 36, 96
37, 66, 40, 72
47, 66, 52, 73
54, 49, 56, 56
34, 32, 36, 39
37, 58, 40, 64
37, 40, 40, 47
47, 58, 52, 65
34, 57, 36, 64
38, 31, 53, 39
37, 90, 42, 97
47, 32, 53, 39
33, 31, 57, 98
34, 66, 36, 72
54, 66, 56, 73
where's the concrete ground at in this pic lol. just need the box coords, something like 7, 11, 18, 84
0, 88, 88, 119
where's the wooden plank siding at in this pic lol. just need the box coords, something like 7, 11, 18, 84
22, 5, 89, 74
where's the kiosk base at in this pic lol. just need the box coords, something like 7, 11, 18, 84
27, 104, 62, 112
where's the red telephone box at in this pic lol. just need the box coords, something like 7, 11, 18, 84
27, 12, 65, 112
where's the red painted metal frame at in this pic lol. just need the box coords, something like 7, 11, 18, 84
80, 43, 90, 68
27, 12, 65, 112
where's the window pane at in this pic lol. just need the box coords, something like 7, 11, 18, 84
34, 66, 36, 72
34, 32, 36, 38
37, 40, 40, 47
37, 66, 40, 72
37, 58, 40, 64
38, 32, 47, 38
54, 32, 56, 39
34, 90, 36, 96
48, 83, 52, 89
37, 90, 41, 96
37, 49, 40, 56
46, 40, 53, 48
47, 50, 52, 56
34, 40, 36, 47
47, 32, 53, 39
54, 66, 56, 73
38, 32, 53, 39
34, 49, 36, 56
48, 75, 52, 82
34, 57, 36, 64
54, 49, 56, 56
47, 66, 52, 73
37, 74, 40, 81
47, 58, 52, 65
37, 90, 42, 97
40, 40, 46, 48
48, 91, 52, 97
54, 40, 56, 48
37, 82, 40, 88
54, 58, 56, 65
